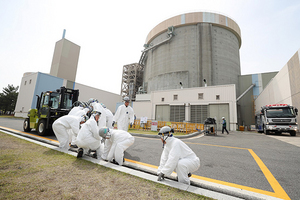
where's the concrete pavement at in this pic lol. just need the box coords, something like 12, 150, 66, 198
0, 126, 287, 200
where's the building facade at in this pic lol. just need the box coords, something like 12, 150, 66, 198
140, 12, 242, 94
133, 84, 237, 131
255, 49, 300, 124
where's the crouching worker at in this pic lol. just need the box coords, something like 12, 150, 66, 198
76, 111, 102, 159
157, 126, 200, 185
99, 127, 134, 165
52, 115, 87, 152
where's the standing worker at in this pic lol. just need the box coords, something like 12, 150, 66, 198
113, 96, 134, 131
221, 117, 229, 134
99, 127, 135, 165
157, 126, 200, 185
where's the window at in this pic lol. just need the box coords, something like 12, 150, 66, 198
161, 98, 164, 102
24, 81, 27, 85
216, 95, 220, 100
173, 94, 178, 100
198, 93, 203, 100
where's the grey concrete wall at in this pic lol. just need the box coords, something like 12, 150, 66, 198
143, 23, 241, 94
288, 49, 300, 123
238, 72, 277, 128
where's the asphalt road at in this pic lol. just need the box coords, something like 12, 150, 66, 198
1, 117, 300, 200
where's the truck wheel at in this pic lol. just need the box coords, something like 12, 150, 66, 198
23, 118, 31, 132
263, 126, 270, 135
37, 119, 48, 136
290, 131, 296, 136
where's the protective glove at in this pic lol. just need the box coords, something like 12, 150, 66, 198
157, 172, 165, 181
130, 123, 133, 128
112, 121, 115, 127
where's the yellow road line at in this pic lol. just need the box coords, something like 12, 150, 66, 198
126, 158, 158, 169
185, 141, 291, 200
0, 126, 59, 143
1, 126, 291, 199
248, 149, 290, 200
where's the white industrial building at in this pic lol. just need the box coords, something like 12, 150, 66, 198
255, 49, 300, 116
14, 36, 121, 118
133, 84, 237, 131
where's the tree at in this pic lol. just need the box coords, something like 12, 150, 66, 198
0, 84, 19, 114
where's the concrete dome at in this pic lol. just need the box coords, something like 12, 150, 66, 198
141, 12, 242, 93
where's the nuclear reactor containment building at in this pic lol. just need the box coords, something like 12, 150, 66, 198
139, 12, 242, 94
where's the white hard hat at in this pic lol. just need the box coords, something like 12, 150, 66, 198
124, 96, 130, 102
99, 127, 111, 139
88, 98, 98, 105
222, 117, 225, 119
158, 126, 174, 136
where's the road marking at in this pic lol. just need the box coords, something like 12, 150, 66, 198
0, 126, 59, 143
186, 142, 291, 200
1, 126, 290, 199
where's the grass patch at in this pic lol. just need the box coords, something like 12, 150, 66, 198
0, 132, 213, 200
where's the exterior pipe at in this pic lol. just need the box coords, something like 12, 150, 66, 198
139, 30, 174, 65
236, 84, 255, 102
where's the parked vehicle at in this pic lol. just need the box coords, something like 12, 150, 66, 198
255, 104, 298, 136
23, 87, 79, 136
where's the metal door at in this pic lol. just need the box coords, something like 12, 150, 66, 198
209, 104, 229, 131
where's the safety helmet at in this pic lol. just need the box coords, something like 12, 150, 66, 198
80, 115, 89, 123
158, 126, 174, 136
99, 127, 111, 139
222, 117, 225, 119
72, 101, 85, 108
158, 126, 174, 146
81, 101, 89, 108
88, 98, 98, 105
123, 96, 130, 102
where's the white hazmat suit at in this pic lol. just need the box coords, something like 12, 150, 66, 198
52, 115, 83, 151
68, 107, 90, 146
101, 129, 135, 165
76, 115, 102, 159
157, 136, 200, 185
91, 102, 107, 128
113, 104, 134, 131
104, 107, 114, 129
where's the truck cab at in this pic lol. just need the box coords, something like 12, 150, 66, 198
256, 104, 298, 136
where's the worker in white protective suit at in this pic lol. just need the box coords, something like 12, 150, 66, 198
113, 96, 134, 131
101, 103, 114, 129
99, 127, 135, 165
68, 101, 91, 148
88, 98, 107, 128
68, 101, 90, 116
52, 114, 88, 152
76, 111, 102, 159
157, 126, 200, 185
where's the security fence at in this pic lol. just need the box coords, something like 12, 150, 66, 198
132, 120, 204, 134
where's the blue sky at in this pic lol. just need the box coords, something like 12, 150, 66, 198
1, 0, 299, 94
